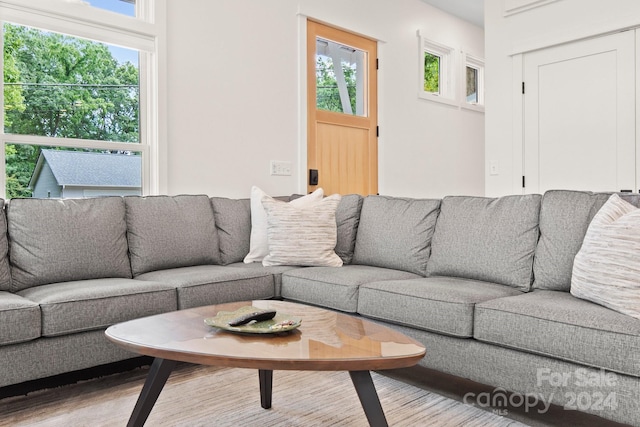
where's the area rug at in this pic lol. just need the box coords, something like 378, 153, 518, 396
0, 364, 528, 426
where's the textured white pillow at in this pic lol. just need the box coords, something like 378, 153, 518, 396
571, 194, 640, 320
262, 193, 343, 267
243, 186, 324, 263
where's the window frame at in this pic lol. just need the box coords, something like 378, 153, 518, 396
0, 0, 162, 198
418, 34, 457, 106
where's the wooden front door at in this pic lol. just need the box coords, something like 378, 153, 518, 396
307, 20, 378, 196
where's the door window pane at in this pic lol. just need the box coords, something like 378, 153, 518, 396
4, 23, 140, 143
315, 37, 366, 116
466, 66, 478, 103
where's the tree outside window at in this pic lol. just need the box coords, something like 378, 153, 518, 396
3, 23, 140, 198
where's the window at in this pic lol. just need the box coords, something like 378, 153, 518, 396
0, 0, 159, 199
463, 53, 485, 110
418, 34, 456, 105
85, 0, 136, 17
423, 52, 440, 93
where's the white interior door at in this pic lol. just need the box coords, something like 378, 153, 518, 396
523, 31, 636, 194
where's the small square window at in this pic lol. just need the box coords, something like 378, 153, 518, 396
463, 53, 484, 109
424, 52, 441, 94
418, 34, 456, 105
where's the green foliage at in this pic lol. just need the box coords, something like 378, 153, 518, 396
315, 56, 357, 114
424, 52, 440, 93
3, 23, 140, 198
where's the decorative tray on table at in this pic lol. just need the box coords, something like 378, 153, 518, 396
204, 306, 302, 334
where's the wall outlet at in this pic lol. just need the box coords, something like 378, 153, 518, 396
270, 160, 292, 176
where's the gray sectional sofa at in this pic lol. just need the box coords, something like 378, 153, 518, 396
0, 190, 638, 425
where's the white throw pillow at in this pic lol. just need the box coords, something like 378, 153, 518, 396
262, 193, 343, 267
243, 186, 324, 263
571, 193, 640, 320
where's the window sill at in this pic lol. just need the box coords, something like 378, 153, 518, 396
418, 91, 459, 107
461, 103, 485, 113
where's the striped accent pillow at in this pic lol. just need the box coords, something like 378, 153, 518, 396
571, 194, 640, 320
261, 193, 343, 267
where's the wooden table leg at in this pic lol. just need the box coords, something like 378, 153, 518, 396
127, 358, 177, 427
259, 369, 273, 409
349, 370, 389, 427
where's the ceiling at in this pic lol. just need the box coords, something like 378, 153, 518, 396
421, 0, 484, 28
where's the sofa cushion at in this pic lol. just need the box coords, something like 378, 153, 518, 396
426, 194, 541, 292
532, 190, 640, 291
281, 265, 420, 313
244, 186, 323, 263
571, 194, 640, 319
474, 290, 640, 377
125, 195, 221, 276
334, 194, 363, 265
352, 196, 440, 276
262, 194, 342, 267
135, 265, 274, 309
0, 292, 40, 345
226, 262, 302, 297
210, 197, 251, 265
8, 197, 132, 291
17, 278, 176, 337
358, 277, 522, 338
0, 203, 11, 291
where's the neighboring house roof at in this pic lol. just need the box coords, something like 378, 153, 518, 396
30, 149, 141, 188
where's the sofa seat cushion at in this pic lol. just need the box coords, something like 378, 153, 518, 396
8, 197, 132, 291
281, 265, 421, 313
475, 290, 640, 377
427, 194, 541, 292
135, 265, 274, 309
227, 262, 302, 297
17, 278, 176, 337
0, 292, 40, 345
358, 277, 522, 338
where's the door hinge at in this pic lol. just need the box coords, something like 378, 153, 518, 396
522, 82, 525, 94
522, 176, 526, 188
376, 126, 379, 137
376, 58, 379, 70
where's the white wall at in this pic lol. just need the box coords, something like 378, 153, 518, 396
165, 0, 484, 198
485, 0, 640, 196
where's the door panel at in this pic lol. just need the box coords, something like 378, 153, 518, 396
523, 31, 635, 193
307, 20, 377, 195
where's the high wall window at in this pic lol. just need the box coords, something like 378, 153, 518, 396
419, 35, 456, 105
417, 31, 484, 112
0, 0, 159, 199
464, 53, 485, 108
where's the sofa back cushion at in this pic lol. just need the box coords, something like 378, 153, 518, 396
352, 196, 440, 276
0, 201, 12, 291
8, 197, 131, 291
426, 195, 541, 292
210, 197, 251, 265
125, 195, 221, 276
534, 190, 640, 291
334, 194, 363, 265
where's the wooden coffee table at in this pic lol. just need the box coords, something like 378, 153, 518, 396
105, 300, 426, 427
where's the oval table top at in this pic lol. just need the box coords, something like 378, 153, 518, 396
105, 300, 426, 371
